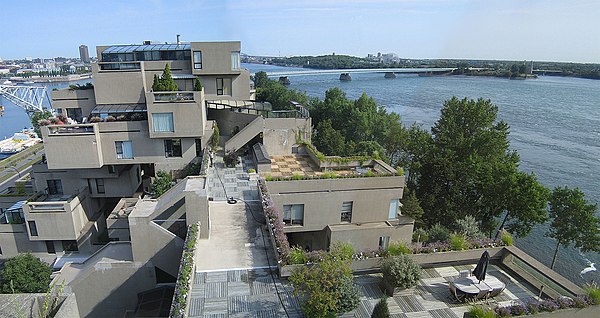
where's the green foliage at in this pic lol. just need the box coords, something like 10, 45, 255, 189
330, 241, 355, 261
467, 306, 497, 318
427, 223, 450, 243
223, 151, 238, 168
248, 168, 256, 173
212, 122, 220, 149
401, 190, 424, 226
171, 223, 199, 318
31, 110, 53, 136
289, 253, 358, 317
252, 71, 270, 89
547, 186, 600, 268
412, 228, 428, 243
151, 171, 173, 198
0, 253, 52, 293
449, 233, 468, 251
152, 63, 179, 92
501, 231, 513, 246
586, 285, 600, 305
288, 246, 308, 265
194, 76, 203, 91
371, 298, 390, 318
256, 78, 308, 110
455, 216, 484, 240
291, 173, 303, 180
381, 255, 421, 289
68, 82, 93, 90
314, 119, 346, 156
503, 172, 550, 237
40, 280, 65, 318
387, 241, 412, 256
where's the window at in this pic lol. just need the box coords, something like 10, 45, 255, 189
341, 201, 353, 223
216, 78, 231, 95
96, 178, 105, 194
108, 165, 117, 174
379, 236, 390, 250
66, 108, 83, 123
152, 113, 174, 132
46, 241, 56, 254
231, 51, 240, 70
193, 51, 202, 69
195, 139, 202, 157
164, 139, 182, 157
115, 141, 133, 159
46, 179, 63, 195
283, 204, 304, 226
62, 240, 78, 252
28, 221, 38, 236
389, 199, 399, 219
0, 245, 2, 255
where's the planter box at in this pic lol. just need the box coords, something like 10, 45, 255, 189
463, 306, 600, 318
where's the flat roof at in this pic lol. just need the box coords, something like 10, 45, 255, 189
103, 44, 191, 53
266, 154, 386, 178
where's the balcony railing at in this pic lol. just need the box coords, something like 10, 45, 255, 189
153, 92, 195, 102
46, 124, 95, 135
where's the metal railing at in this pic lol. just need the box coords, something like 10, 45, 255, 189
153, 92, 195, 102
47, 124, 95, 135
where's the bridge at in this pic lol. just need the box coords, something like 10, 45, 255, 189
0, 85, 50, 117
258, 67, 457, 83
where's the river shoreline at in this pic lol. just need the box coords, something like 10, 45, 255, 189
2, 73, 92, 83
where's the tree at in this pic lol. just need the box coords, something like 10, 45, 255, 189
381, 255, 421, 291
151, 171, 173, 198
152, 64, 178, 92
289, 252, 359, 317
314, 119, 346, 156
194, 76, 203, 91
547, 186, 600, 269
152, 74, 164, 92
371, 298, 390, 318
252, 71, 270, 89
400, 190, 424, 226
0, 253, 52, 293
212, 122, 220, 149
30, 110, 53, 137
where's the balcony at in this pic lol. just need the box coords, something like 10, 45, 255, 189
46, 124, 95, 135
153, 92, 195, 102
42, 124, 103, 169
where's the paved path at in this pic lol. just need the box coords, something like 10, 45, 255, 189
206, 151, 258, 202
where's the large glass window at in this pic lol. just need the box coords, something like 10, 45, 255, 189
216, 78, 232, 95
46, 179, 63, 195
164, 139, 182, 158
231, 51, 240, 70
28, 221, 38, 236
115, 141, 133, 159
193, 51, 202, 69
341, 201, 353, 223
389, 199, 399, 219
283, 204, 304, 226
66, 108, 83, 123
152, 113, 174, 132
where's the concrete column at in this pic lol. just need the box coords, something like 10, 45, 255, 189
339, 73, 352, 81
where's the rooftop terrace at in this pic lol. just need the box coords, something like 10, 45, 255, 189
264, 154, 393, 179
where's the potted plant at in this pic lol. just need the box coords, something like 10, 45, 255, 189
89, 117, 102, 123
381, 254, 421, 296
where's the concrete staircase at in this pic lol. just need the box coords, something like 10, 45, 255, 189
224, 116, 264, 153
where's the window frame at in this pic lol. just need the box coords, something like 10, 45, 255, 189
96, 178, 105, 194
341, 201, 353, 223
283, 204, 304, 226
164, 139, 183, 158
379, 236, 390, 250
46, 179, 63, 195
28, 221, 38, 236
152, 113, 174, 133
193, 51, 202, 69
115, 140, 133, 159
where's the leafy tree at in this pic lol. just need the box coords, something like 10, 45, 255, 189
194, 76, 203, 91
256, 79, 308, 110
371, 297, 390, 318
152, 74, 164, 92
0, 253, 52, 293
400, 190, 424, 226
252, 71, 270, 89
30, 110, 53, 136
151, 171, 173, 198
289, 251, 359, 317
314, 119, 346, 156
547, 186, 600, 269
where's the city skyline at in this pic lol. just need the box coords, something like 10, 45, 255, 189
0, 0, 599, 63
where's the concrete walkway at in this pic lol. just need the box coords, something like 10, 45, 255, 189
206, 151, 258, 202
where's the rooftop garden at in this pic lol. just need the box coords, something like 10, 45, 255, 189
170, 223, 199, 318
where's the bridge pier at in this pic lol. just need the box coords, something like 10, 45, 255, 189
384, 72, 396, 79
278, 76, 290, 85
339, 73, 351, 81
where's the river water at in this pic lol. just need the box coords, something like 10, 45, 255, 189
1, 65, 598, 285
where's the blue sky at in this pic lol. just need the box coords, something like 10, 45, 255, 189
1, 0, 598, 63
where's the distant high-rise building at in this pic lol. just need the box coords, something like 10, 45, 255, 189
79, 45, 90, 63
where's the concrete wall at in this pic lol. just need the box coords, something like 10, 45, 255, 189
190, 42, 241, 75
51, 89, 96, 120
92, 63, 147, 105
328, 222, 414, 251
263, 118, 311, 155
146, 91, 206, 139
42, 125, 103, 169
266, 176, 405, 233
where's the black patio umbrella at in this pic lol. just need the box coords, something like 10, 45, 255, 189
472, 251, 490, 283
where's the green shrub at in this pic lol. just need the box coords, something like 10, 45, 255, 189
501, 231, 513, 246
412, 228, 428, 243
151, 171, 173, 198
265, 175, 273, 181
322, 171, 337, 179
396, 167, 404, 176
212, 123, 220, 149
587, 286, 600, 305
467, 306, 496, 318
371, 297, 390, 318
288, 246, 308, 265
0, 253, 52, 293
336, 275, 360, 314
365, 170, 375, 177
456, 215, 484, 239
248, 168, 256, 173
292, 173, 303, 180
388, 241, 412, 256
330, 241, 354, 260
427, 223, 450, 243
449, 233, 468, 251
381, 255, 421, 289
